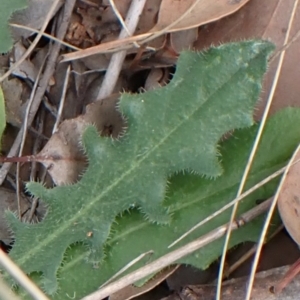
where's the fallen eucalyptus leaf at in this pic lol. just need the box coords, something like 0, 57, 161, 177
150, 0, 250, 33
277, 147, 300, 245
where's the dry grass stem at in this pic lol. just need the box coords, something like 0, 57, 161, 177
0, 250, 49, 300
16, 55, 48, 219
244, 1, 300, 298
225, 225, 283, 278
0, 276, 22, 300
52, 65, 71, 133
100, 251, 154, 288
9, 23, 81, 51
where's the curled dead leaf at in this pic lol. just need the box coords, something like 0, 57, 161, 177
39, 94, 124, 185
278, 147, 300, 246
276, 145, 300, 293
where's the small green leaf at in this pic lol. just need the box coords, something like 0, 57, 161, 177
0, 0, 27, 53
7, 40, 274, 294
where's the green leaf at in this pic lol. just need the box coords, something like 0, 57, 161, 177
0, 0, 27, 53
0, 87, 6, 144
17, 107, 300, 300
7, 40, 274, 294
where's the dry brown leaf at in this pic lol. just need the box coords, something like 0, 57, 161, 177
169, 28, 198, 53
1, 78, 28, 127
194, 0, 300, 120
277, 148, 300, 246
39, 94, 124, 185
150, 0, 250, 32
10, 41, 39, 82
144, 68, 170, 91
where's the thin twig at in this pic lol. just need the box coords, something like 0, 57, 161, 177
244, 1, 300, 298
81, 198, 271, 300
28, 170, 48, 222
30, 110, 46, 182
16, 55, 48, 219
270, 28, 300, 64
52, 65, 71, 133
96, 0, 147, 100
0, 0, 61, 83
0, 275, 23, 300
108, 0, 130, 35
0, 249, 49, 300
100, 251, 154, 288
9, 23, 81, 51
225, 225, 283, 278
28, 110, 46, 222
